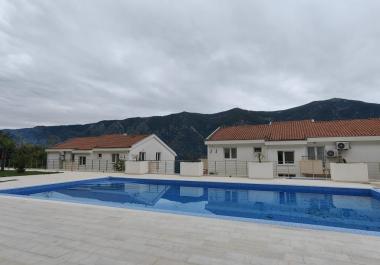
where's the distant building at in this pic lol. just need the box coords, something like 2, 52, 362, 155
205, 119, 380, 178
46, 134, 176, 171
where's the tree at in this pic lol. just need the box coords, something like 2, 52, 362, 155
13, 145, 29, 173
0, 132, 15, 171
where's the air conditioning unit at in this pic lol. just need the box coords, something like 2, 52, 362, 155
336, 142, 350, 150
326, 150, 337, 158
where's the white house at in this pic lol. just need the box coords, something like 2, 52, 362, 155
205, 119, 380, 179
46, 134, 176, 172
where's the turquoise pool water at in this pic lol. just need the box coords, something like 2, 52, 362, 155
2, 177, 380, 233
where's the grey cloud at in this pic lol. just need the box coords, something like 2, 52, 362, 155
1, 0, 380, 128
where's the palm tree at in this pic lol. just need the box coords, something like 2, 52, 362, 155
0, 132, 15, 171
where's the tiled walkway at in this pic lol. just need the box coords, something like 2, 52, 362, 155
0, 172, 379, 265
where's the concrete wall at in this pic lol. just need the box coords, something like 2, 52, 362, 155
207, 143, 306, 177
47, 151, 129, 170
125, 161, 149, 174
180, 162, 203, 176
46, 135, 176, 173
317, 141, 380, 180
266, 144, 306, 176
321, 141, 380, 163
330, 163, 369, 183
248, 162, 274, 179
128, 136, 176, 161
46, 152, 61, 170
206, 139, 380, 179
91, 152, 129, 161
207, 144, 267, 162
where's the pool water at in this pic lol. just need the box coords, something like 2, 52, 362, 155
2, 177, 380, 232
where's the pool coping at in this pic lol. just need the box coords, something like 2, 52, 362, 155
1, 176, 380, 237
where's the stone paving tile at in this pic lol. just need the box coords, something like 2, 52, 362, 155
0, 170, 375, 190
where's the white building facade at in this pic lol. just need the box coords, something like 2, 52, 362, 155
46, 134, 176, 172
205, 119, 380, 179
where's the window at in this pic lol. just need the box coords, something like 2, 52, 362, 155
155, 152, 161, 161
254, 147, 262, 153
71, 154, 75, 162
138, 152, 146, 161
277, 151, 294, 164
112, 154, 120, 163
308, 146, 325, 160
307, 147, 315, 160
231, 148, 237, 159
98, 153, 102, 159
316, 147, 324, 160
79, 156, 86, 166
224, 148, 230, 159
224, 148, 237, 159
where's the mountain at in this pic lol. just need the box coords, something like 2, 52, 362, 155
4, 98, 380, 160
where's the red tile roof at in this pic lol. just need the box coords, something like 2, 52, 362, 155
51, 134, 150, 150
208, 119, 380, 141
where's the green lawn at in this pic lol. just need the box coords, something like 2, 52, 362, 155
0, 170, 58, 178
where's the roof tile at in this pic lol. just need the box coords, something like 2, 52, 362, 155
208, 119, 380, 141
51, 134, 150, 150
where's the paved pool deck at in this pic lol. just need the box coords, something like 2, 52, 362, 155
0, 171, 380, 265
0, 170, 378, 190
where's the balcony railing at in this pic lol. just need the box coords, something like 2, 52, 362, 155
3, 158, 380, 182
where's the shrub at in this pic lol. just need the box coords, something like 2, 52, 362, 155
13, 146, 29, 173
114, 160, 125, 172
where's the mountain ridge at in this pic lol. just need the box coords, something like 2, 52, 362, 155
4, 98, 380, 159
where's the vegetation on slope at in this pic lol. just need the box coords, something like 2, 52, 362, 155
4, 98, 380, 160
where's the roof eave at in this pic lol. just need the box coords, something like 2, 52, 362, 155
205, 127, 221, 141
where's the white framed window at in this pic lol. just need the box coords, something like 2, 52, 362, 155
139, 152, 146, 161
277, 151, 294, 165
224, 147, 237, 159
98, 153, 102, 159
112, 154, 120, 163
79, 156, 86, 165
307, 146, 325, 160
155, 152, 161, 161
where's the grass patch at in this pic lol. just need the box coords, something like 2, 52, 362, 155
0, 170, 59, 178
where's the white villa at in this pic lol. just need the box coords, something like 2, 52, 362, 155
46, 134, 176, 171
205, 119, 380, 179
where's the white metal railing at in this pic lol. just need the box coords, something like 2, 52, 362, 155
8, 158, 380, 182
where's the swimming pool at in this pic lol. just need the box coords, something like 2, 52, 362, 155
1, 177, 380, 233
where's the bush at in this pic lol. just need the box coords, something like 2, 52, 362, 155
0, 132, 15, 171
13, 146, 29, 173
114, 160, 124, 172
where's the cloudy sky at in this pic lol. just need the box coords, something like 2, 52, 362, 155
1, 0, 380, 129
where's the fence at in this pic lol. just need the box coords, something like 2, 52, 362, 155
2, 159, 46, 171
4, 158, 380, 182
39, 159, 331, 178
207, 160, 249, 177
